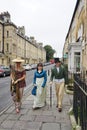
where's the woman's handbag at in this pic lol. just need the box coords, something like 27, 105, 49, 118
10, 80, 16, 96
10, 68, 20, 102
31, 86, 37, 95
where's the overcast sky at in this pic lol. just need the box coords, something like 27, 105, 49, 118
0, 0, 77, 57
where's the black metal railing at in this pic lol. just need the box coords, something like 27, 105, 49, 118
73, 74, 87, 130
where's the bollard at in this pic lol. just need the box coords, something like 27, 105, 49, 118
50, 85, 52, 107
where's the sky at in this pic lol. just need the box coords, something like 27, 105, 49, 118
0, 0, 77, 58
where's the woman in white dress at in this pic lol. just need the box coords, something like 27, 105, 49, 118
32, 63, 47, 109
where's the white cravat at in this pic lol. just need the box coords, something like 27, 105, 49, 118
53, 67, 65, 83
57, 67, 59, 73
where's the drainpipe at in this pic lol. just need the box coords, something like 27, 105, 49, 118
2, 23, 4, 54
24, 39, 26, 63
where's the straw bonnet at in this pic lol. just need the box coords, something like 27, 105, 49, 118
12, 57, 24, 63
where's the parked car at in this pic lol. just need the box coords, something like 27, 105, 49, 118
23, 64, 32, 71
0, 65, 11, 77
31, 64, 37, 69
44, 62, 51, 66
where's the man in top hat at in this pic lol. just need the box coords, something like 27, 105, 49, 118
50, 57, 68, 112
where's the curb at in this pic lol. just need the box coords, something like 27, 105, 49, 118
65, 87, 73, 95
0, 102, 13, 116
69, 107, 81, 130
69, 107, 77, 130
66, 89, 81, 130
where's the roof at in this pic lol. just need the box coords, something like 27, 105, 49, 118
66, 0, 80, 40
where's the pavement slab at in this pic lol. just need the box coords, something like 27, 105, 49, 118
61, 123, 72, 130
0, 120, 16, 129
19, 114, 35, 121
35, 115, 56, 122
42, 123, 60, 130
6, 113, 21, 120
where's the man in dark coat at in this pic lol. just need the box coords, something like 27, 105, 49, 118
50, 58, 68, 112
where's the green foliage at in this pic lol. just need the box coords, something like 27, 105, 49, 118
44, 45, 55, 62
69, 109, 74, 115
63, 64, 68, 71
68, 78, 74, 84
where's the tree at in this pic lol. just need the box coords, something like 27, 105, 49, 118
44, 45, 55, 62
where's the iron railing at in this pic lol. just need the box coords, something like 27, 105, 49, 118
73, 74, 87, 130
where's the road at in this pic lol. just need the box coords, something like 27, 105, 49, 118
0, 64, 53, 113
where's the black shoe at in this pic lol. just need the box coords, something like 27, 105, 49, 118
58, 108, 62, 112
32, 107, 40, 110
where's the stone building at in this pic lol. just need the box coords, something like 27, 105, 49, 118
0, 12, 46, 66
63, 0, 87, 75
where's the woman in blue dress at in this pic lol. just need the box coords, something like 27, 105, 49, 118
32, 63, 47, 109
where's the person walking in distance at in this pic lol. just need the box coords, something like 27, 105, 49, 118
10, 57, 26, 113
50, 58, 68, 112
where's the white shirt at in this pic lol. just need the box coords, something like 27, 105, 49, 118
56, 67, 59, 73
54, 67, 65, 83
53, 78, 65, 83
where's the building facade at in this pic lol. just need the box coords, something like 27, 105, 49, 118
0, 12, 46, 66
63, 0, 87, 75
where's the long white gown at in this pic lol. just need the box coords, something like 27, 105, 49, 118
33, 70, 47, 108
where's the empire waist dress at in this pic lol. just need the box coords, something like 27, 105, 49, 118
33, 70, 47, 108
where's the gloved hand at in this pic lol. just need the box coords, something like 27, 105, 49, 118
14, 80, 19, 84
33, 84, 37, 86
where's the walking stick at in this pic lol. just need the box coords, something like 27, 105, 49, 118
50, 84, 52, 107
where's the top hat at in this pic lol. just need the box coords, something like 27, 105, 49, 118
12, 57, 24, 63
54, 57, 60, 63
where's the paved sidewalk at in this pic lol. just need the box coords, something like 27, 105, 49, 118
0, 83, 73, 130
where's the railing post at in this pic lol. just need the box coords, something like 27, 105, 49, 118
73, 74, 87, 130
48, 70, 50, 76
50, 85, 52, 107
85, 96, 87, 129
